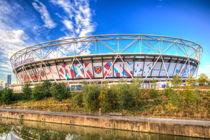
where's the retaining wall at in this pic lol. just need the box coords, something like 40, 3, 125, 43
0, 109, 209, 138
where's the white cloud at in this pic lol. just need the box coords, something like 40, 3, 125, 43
0, 1, 28, 77
50, 0, 95, 56
62, 19, 74, 31
32, 0, 56, 29
50, 0, 95, 37
50, 0, 74, 18
0, 29, 28, 70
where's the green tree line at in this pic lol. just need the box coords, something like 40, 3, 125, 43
0, 73, 208, 115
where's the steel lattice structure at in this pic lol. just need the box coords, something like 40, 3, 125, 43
10, 34, 203, 84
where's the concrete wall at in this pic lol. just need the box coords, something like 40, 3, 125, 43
0, 109, 209, 138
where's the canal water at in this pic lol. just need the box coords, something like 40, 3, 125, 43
0, 118, 204, 140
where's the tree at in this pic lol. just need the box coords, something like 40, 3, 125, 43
1, 88, 13, 104
72, 92, 83, 108
50, 82, 69, 101
83, 84, 100, 111
117, 82, 135, 110
41, 80, 52, 97
149, 88, 158, 98
22, 82, 32, 100
186, 74, 195, 86
171, 74, 182, 87
31, 84, 45, 101
198, 73, 208, 85
132, 76, 143, 88
99, 85, 119, 112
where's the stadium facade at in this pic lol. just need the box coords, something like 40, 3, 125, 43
10, 34, 202, 85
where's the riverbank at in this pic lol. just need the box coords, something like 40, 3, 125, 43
0, 117, 204, 140
0, 109, 209, 138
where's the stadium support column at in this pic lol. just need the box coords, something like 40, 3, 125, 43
40, 61, 48, 81
55, 61, 61, 80
45, 61, 57, 82
161, 55, 169, 79
166, 57, 172, 79
91, 57, 95, 79
172, 58, 179, 76
142, 56, 145, 77
132, 56, 135, 78
102, 57, 104, 79
112, 56, 115, 78
150, 56, 156, 77
80, 58, 86, 79
158, 58, 163, 78
63, 60, 69, 82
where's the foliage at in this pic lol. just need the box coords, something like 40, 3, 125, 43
198, 73, 208, 85
99, 85, 119, 112
129, 81, 142, 108
50, 82, 69, 101
132, 76, 143, 88
151, 78, 157, 88
83, 83, 100, 111
171, 74, 182, 87
12, 93, 24, 101
164, 87, 183, 107
41, 80, 52, 97
149, 88, 158, 98
22, 82, 32, 100
186, 74, 195, 86
117, 82, 135, 110
183, 87, 201, 105
31, 84, 45, 101
0, 88, 13, 104
72, 92, 83, 108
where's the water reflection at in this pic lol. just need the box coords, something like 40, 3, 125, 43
0, 118, 203, 140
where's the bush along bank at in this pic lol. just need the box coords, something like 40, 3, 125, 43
0, 80, 209, 120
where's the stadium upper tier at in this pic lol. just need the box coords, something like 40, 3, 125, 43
10, 34, 203, 83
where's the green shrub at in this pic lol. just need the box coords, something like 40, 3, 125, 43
32, 84, 45, 101
129, 82, 141, 108
164, 87, 174, 96
0, 88, 13, 104
172, 74, 182, 87
99, 86, 119, 112
41, 80, 52, 97
83, 84, 100, 111
164, 88, 183, 107
12, 93, 24, 101
22, 82, 32, 100
149, 89, 158, 98
117, 83, 135, 110
183, 88, 200, 104
50, 82, 69, 101
72, 92, 83, 108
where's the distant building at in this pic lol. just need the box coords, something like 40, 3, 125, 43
7, 74, 11, 86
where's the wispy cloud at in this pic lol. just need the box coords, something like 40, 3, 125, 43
0, 1, 29, 83
50, 0, 95, 37
32, 0, 56, 29
62, 19, 74, 32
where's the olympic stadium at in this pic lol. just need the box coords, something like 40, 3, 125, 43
10, 34, 203, 86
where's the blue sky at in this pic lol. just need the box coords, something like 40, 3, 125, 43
0, 0, 209, 83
